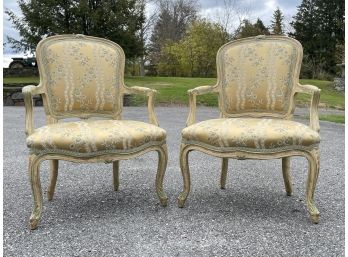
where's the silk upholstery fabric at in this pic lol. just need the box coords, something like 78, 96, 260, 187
40, 38, 123, 117
27, 120, 166, 156
182, 118, 320, 151
218, 38, 300, 115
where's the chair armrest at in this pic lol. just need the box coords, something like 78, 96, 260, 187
295, 83, 321, 132
22, 85, 43, 136
187, 85, 219, 126
123, 86, 159, 126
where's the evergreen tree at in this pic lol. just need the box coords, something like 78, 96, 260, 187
290, 0, 344, 76
5, 0, 145, 58
271, 7, 284, 35
255, 18, 270, 35
236, 18, 270, 38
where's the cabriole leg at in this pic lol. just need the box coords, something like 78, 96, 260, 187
47, 160, 58, 201
282, 157, 292, 196
156, 144, 168, 207
306, 149, 320, 224
113, 161, 119, 191
178, 144, 190, 208
28, 155, 43, 230
220, 158, 228, 189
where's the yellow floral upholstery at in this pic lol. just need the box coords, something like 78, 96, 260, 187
218, 37, 301, 115
23, 35, 170, 230
178, 37, 322, 222
27, 120, 166, 156
38, 36, 124, 117
182, 118, 319, 151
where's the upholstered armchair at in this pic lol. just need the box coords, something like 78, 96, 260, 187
23, 35, 168, 229
178, 35, 321, 223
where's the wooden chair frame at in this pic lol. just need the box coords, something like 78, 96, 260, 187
23, 35, 168, 229
177, 36, 321, 223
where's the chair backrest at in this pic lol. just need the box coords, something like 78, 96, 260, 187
36, 34, 125, 119
216, 35, 303, 118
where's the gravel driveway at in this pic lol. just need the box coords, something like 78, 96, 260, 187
3, 106, 344, 256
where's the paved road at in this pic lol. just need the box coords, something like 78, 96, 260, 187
3, 106, 344, 256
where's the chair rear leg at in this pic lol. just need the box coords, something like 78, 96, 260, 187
156, 144, 168, 207
113, 161, 119, 191
178, 144, 190, 208
29, 155, 43, 230
282, 157, 292, 196
220, 158, 228, 189
306, 149, 320, 224
47, 160, 58, 201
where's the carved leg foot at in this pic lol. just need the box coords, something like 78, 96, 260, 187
156, 145, 168, 207
310, 213, 320, 224
113, 161, 119, 191
306, 149, 320, 224
178, 144, 190, 208
178, 192, 189, 208
47, 160, 58, 201
29, 155, 43, 230
220, 158, 228, 189
282, 157, 292, 196
29, 216, 40, 230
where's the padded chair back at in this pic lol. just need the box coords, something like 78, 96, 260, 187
216, 36, 303, 118
36, 34, 125, 119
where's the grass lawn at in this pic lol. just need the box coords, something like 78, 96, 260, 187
296, 79, 344, 109
318, 115, 345, 124
3, 76, 344, 109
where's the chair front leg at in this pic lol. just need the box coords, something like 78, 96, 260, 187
178, 144, 191, 208
156, 144, 168, 207
282, 157, 292, 196
47, 160, 58, 200
28, 155, 43, 230
306, 149, 320, 224
113, 161, 119, 191
220, 158, 228, 189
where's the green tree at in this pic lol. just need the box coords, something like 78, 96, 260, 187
5, 0, 145, 58
255, 19, 270, 35
158, 19, 229, 77
271, 7, 284, 35
290, 0, 344, 77
149, 0, 198, 66
236, 18, 270, 38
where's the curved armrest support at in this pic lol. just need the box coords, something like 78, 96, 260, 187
187, 85, 219, 126
295, 83, 321, 132
124, 86, 159, 126
22, 85, 43, 136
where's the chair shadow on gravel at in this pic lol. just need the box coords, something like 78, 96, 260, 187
36, 181, 312, 229
183, 188, 310, 220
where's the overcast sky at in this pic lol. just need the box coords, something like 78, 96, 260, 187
3, 0, 301, 67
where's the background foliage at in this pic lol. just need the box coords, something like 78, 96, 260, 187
6, 0, 145, 58
6, 0, 345, 79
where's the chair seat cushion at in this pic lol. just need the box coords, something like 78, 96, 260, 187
27, 120, 166, 156
182, 118, 320, 151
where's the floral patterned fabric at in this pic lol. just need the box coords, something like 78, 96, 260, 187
182, 118, 319, 151
27, 120, 166, 155
218, 37, 301, 115
38, 36, 124, 117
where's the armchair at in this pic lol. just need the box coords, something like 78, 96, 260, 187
178, 35, 321, 223
23, 35, 168, 229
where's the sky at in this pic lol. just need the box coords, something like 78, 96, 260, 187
2, 0, 301, 67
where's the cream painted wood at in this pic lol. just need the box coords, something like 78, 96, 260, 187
23, 35, 167, 229
220, 158, 228, 189
179, 35, 321, 223
47, 160, 58, 201
282, 157, 292, 196
113, 161, 120, 191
